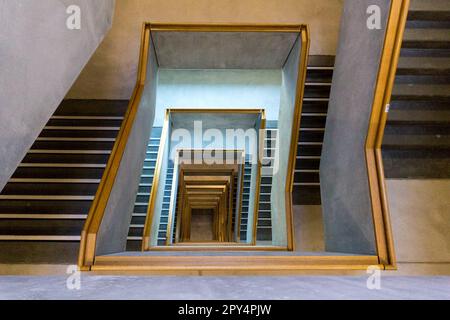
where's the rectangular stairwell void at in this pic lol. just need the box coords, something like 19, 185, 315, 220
76, 3, 409, 272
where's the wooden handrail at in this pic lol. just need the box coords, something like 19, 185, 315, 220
78, 24, 152, 269
285, 26, 310, 251
365, 0, 410, 268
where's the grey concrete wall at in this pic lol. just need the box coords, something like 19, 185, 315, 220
320, 0, 390, 255
95, 35, 158, 255
270, 36, 302, 247
155, 70, 281, 125
0, 0, 115, 191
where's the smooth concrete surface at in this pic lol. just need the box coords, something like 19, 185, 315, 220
0, 275, 449, 299
387, 179, 450, 263
2, 263, 450, 276
0, 0, 115, 191
294, 206, 325, 252
95, 28, 158, 255
155, 70, 281, 125
66, 0, 344, 100
320, 0, 391, 255
271, 36, 302, 246
153, 31, 298, 69
190, 211, 214, 241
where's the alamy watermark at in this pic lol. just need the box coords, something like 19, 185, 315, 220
367, 5, 382, 30
169, 121, 280, 173
366, 265, 382, 290
66, 265, 81, 290
66, 5, 81, 30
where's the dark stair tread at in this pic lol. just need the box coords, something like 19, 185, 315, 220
307, 55, 335, 68
383, 133, 450, 149
409, 0, 450, 15
55, 99, 129, 116
387, 109, 450, 123
403, 28, 450, 43
397, 57, 450, 75
383, 149, 450, 179
0, 241, 80, 264
392, 84, 450, 100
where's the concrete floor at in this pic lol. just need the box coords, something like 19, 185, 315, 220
0, 276, 449, 300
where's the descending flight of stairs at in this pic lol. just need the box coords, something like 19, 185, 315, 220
238, 160, 252, 242
126, 127, 162, 251
293, 56, 334, 205
256, 125, 277, 242
156, 161, 174, 246
382, 1, 450, 178
0, 100, 128, 263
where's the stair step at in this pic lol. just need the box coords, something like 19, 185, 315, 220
397, 57, 450, 74
32, 140, 115, 150
55, 99, 128, 117
8, 178, 100, 184
44, 126, 120, 131
18, 163, 106, 168
27, 149, 111, 154
12, 167, 105, 179
0, 214, 87, 219
407, 0, 450, 27
51, 115, 124, 120
383, 134, 450, 149
307, 55, 335, 67
0, 195, 94, 201
0, 200, 92, 214
0, 235, 81, 241
1, 182, 98, 196
388, 109, 450, 124
47, 119, 123, 127
390, 100, 450, 112
392, 84, 450, 101
403, 28, 450, 49
0, 219, 84, 236
383, 149, 450, 179
36, 137, 115, 142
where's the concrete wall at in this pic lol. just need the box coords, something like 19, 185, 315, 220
0, 0, 115, 191
155, 70, 281, 125
320, 0, 390, 255
96, 32, 158, 255
66, 0, 344, 100
270, 36, 302, 247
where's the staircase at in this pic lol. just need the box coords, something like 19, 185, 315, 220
257, 126, 277, 242
126, 127, 162, 251
0, 99, 128, 263
382, 0, 450, 178
239, 161, 252, 242
293, 55, 334, 205
156, 161, 174, 246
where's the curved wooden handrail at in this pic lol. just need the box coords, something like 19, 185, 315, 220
365, 0, 410, 268
78, 24, 152, 269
